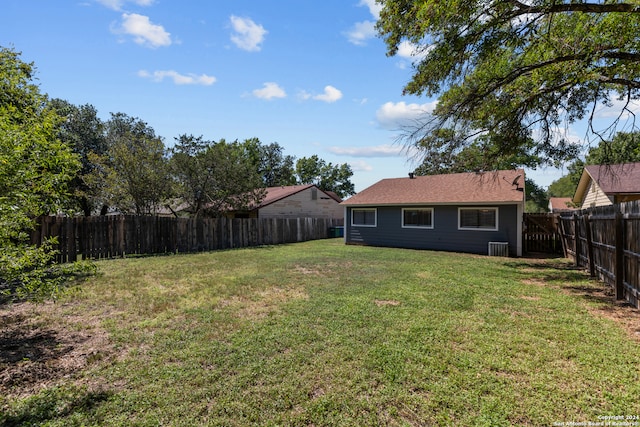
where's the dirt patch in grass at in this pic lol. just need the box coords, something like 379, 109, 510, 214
220, 286, 309, 320
0, 301, 119, 399
374, 300, 401, 307
521, 278, 547, 287
294, 265, 320, 275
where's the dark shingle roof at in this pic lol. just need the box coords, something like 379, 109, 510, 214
584, 162, 640, 194
341, 170, 525, 206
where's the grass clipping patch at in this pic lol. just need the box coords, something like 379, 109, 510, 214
220, 286, 309, 320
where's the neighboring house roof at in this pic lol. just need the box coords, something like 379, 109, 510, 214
341, 170, 525, 206
248, 184, 342, 210
573, 162, 640, 204
548, 197, 576, 212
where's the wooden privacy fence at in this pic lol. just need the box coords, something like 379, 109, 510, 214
31, 215, 341, 263
523, 213, 563, 254
557, 200, 640, 308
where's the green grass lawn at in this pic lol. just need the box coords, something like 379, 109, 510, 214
2, 239, 640, 426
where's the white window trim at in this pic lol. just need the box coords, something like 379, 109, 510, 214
351, 208, 377, 227
458, 207, 499, 231
401, 207, 434, 229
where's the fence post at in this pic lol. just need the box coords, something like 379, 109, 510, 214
558, 217, 568, 258
615, 209, 625, 300
573, 213, 581, 267
584, 214, 595, 278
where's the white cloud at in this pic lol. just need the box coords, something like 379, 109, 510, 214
393, 41, 432, 70
375, 101, 437, 130
253, 82, 286, 100
345, 21, 376, 46
349, 160, 374, 172
593, 96, 640, 119
297, 86, 343, 103
359, 0, 382, 19
230, 16, 267, 52
313, 86, 343, 103
115, 13, 171, 48
397, 41, 430, 59
297, 90, 312, 101
346, 0, 383, 46
96, 0, 154, 11
138, 70, 216, 86
328, 144, 405, 158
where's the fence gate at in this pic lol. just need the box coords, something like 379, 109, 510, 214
523, 213, 563, 255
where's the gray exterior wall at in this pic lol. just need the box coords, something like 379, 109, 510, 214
344, 205, 521, 256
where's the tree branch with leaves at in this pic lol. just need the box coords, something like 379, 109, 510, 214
377, 0, 640, 170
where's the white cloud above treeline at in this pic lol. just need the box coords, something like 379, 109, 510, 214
113, 13, 172, 48
298, 86, 343, 103
345, 21, 377, 46
348, 160, 374, 172
313, 86, 343, 103
328, 144, 405, 158
359, 0, 383, 18
345, 0, 382, 46
329, 144, 420, 164
375, 101, 437, 130
229, 16, 267, 52
96, 0, 154, 11
253, 82, 286, 100
138, 70, 216, 85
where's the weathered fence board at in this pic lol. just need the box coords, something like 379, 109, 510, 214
558, 200, 640, 309
31, 215, 341, 263
523, 213, 563, 255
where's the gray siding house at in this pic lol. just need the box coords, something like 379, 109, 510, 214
340, 170, 525, 256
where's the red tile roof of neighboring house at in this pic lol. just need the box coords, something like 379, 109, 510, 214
341, 170, 525, 206
549, 197, 576, 212
255, 184, 342, 209
259, 185, 312, 207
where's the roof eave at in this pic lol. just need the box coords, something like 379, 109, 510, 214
342, 200, 525, 207
572, 170, 593, 204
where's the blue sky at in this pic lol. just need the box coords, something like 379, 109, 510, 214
0, 0, 604, 192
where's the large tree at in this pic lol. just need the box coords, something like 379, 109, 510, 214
236, 138, 297, 187
584, 131, 640, 164
170, 135, 265, 217
90, 113, 172, 215
50, 99, 108, 216
295, 155, 355, 199
0, 47, 85, 301
256, 141, 297, 187
376, 0, 640, 170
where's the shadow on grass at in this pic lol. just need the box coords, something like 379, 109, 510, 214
506, 258, 590, 284
0, 312, 96, 396
0, 317, 70, 364
506, 258, 639, 314
1, 387, 113, 427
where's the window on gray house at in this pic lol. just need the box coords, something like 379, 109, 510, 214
458, 207, 498, 231
352, 208, 377, 227
402, 208, 434, 228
